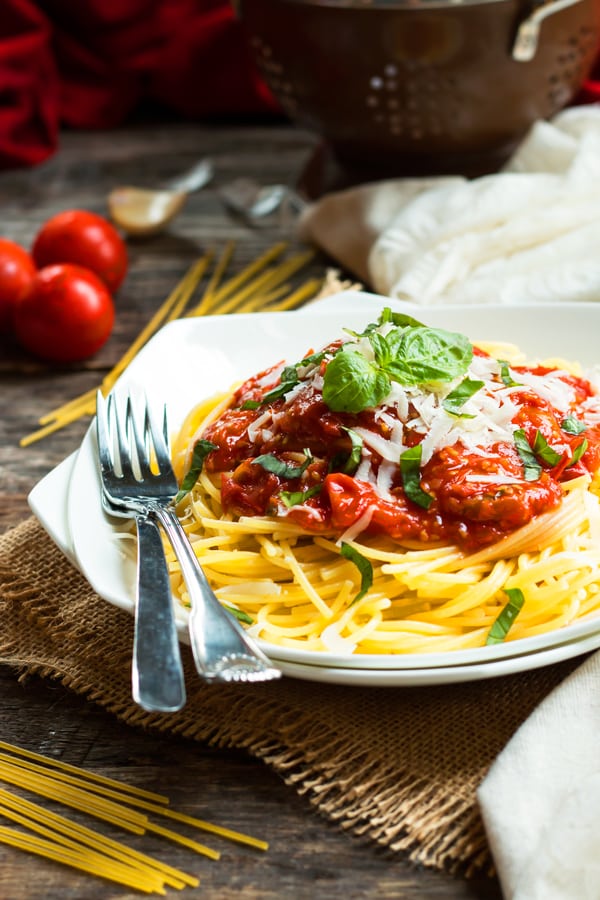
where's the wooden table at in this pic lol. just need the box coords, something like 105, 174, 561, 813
0, 122, 502, 899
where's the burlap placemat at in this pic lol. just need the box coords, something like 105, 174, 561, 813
0, 517, 581, 876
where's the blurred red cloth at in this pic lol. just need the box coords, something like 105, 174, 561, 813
0, 0, 278, 169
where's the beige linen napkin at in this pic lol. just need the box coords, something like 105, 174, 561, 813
477, 651, 600, 899
298, 105, 600, 305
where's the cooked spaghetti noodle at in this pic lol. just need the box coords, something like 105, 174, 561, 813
166, 308, 600, 655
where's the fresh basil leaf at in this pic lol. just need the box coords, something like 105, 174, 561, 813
399, 445, 434, 509
174, 439, 218, 504
378, 307, 424, 329
340, 542, 373, 605
513, 428, 542, 481
297, 350, 327, 370
532, 430, 562, 466
322, 348, 391, 413
384, 327, 473, 386
241, 399, 261, 410
568, 438, 588, 467
562, 415, 586, 435
442, 378, 484, 417
498, 360, 520, 387
222, 603, 254, 625
486, 588, 525, 645
368, 331, 392, 368
253, 452, 313, 479
279, 484, 322, 507
341, 427, 363, 475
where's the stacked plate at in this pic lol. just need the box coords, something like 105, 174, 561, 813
29, 293, 600, 686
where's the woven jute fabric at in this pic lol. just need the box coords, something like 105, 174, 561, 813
0, 517, 581, 875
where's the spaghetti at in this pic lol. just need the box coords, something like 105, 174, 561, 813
167, 307, 600, 655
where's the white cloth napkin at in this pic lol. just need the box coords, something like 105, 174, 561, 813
298, 105, 600, 305
477, 650, 600, 900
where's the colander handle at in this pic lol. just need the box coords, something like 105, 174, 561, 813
512, 0, 585, 62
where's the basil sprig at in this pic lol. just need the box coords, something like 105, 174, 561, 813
322, 311, 473, 414
486, 588, 525, 645
400, 445, 434, 509
340, 542, 373, 605
174, 439, 218, 504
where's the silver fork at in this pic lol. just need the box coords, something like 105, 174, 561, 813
96, 403, 186, 713
95, 390, 281, 684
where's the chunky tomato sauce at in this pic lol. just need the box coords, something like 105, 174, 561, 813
199, 348, 600, 551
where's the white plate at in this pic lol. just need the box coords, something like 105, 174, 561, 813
30, 292, 600, 684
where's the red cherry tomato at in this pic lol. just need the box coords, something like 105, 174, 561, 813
0, 238, 36, 333
14, 264, 115, 363
32, 210, 128, 293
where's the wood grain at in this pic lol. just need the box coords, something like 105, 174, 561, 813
0, 121, 502, 899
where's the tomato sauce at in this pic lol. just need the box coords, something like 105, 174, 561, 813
200, 352, 600, 551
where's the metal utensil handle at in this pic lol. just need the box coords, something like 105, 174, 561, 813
150, 504, 275, 678
132, 515, 186, 712
512, 0, 584, 62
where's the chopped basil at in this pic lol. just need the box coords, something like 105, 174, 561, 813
513, 429, 542, 481
562, 415, 586, 436
260, 378, 299, 404
378, 307, 425, 329
279, 484, 322, 507
532, 430, 562, 466
568, 438, 588, 467
442, 378, 485, 417
322, 348, 391, 414
486, 588, 525, 645
340, 542, 373, 605
399, 445, 434, 509
223, 603, 254, 625
253, 451, 313, 479
341, 427, 363, 475
498, 361, 520, 387
241, 378, 297, 409
173, 439, 218, 504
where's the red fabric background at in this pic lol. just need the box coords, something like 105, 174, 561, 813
0, 0, 599, 170
0, 0, 279, 169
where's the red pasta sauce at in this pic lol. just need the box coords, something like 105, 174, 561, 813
199, 349, 600, 552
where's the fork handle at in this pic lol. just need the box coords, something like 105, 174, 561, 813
150, 505, 278, 681
133, 515, 186, 711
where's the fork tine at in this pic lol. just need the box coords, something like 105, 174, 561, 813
108, 393, 134, 481
95, 391, 114, 479
125, 395, 155, 482
145, 398, 172, 474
